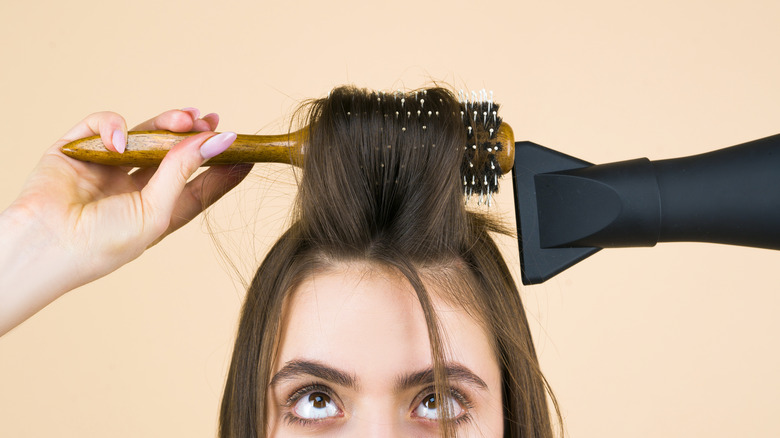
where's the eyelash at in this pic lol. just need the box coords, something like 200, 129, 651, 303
413, 385, 474, 426
284, 382, 333, 407
282, 383, 338, 427
283, 412, 321, 428
281, 383, 475, 427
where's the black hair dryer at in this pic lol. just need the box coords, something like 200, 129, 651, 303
512, 133, 780, 285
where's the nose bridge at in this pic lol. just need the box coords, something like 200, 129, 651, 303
346, 409, 406, 438
351, 419, 403, 438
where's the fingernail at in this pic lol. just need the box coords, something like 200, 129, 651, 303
202, 113, 220, 130
112, 129, 126, 154
182, 107, 201, 119
200, 132, 237, 159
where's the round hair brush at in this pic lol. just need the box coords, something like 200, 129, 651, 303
60, 93, 514, 206
60, 93, 780, 284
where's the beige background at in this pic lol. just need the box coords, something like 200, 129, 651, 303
1, 0, 779, 436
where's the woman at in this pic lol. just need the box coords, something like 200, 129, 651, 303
0, 87, 559, 437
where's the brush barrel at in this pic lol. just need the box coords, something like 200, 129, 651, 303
536, 133, 780, 250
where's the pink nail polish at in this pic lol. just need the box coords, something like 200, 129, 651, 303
200, 132, 237, 159
112, 129, 126, 154
181, 107, 201, 119
202, 113, 220, 129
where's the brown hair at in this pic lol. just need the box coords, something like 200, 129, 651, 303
219, 86, 560, 437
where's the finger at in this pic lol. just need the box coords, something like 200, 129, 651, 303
52, 111, 127, 154
159, 163, 253, 240
192, 118, 212, 132
202, 113, 220, 131
129, 166, 158, 190
140, 131, 237, 239
131, 109, 198, 132
180, 107, 200, 120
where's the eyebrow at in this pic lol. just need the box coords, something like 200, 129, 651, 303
270, 359, 488, 392
395, 363, 488, 392
270, 359, 359, 389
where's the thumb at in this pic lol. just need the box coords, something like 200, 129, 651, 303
140, 131, 237, 238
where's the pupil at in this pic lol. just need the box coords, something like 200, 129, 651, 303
309, 392, 331, 409
424, 395, 437, 409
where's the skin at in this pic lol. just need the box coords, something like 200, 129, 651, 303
267, 264, 504, 437
0, 109, 251, 336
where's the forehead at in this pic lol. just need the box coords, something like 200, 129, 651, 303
274, 265, 497, 384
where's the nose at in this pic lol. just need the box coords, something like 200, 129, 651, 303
346, 415, 406, 437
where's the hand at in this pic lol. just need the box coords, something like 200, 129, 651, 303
0, 109, 252, 335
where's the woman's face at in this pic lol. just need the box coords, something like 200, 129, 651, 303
266, 264, 504, 437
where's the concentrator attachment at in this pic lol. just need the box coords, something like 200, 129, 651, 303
512, 133, 780, 285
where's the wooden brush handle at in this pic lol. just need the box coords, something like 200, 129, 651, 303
60, 130, 305, 167
60, 124, 515, 171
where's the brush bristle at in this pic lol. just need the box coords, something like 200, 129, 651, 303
353, 88, 506, 207
459, 89, 504, 206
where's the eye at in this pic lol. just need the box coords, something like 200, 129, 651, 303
292, 391, 342, 420
412, 392, 464, 421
